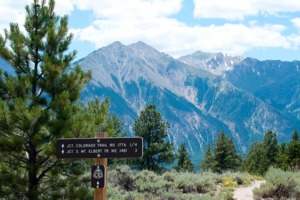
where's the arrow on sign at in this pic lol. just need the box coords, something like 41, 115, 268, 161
62, 150, 64, 154
61, 144, 64, 148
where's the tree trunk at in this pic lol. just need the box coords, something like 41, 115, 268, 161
27, 144, 39, 200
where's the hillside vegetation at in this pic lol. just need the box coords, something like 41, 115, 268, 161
107, 165, 257, 200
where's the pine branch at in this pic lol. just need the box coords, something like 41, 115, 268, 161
11, 153, 28, 164
38, 157, 50, 166
3, 159, 26, 169
37, 159, 73, 182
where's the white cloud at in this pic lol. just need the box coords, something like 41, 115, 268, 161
73, 16, 291, 57
291, 18, 300, 29
1, 0, 300, 59
72, 0, 182, 19
67, 0, 300, 57
0, 0, 73, 34
54, 0, 74, 16
193, 0, 300, 20
0, 0, 30, 33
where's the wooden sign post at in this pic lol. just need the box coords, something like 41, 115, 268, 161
56, 133, 143, 200
95, 132, 107, 200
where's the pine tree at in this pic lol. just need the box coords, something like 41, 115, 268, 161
243, 142, 269, 176
263, 130, 279, 166
243, 130, 280, 175
212, 131, 241, 173
200, 131, 241, 173
286, 130, 300, 171
132, 104, 175, 172
0, 0, 113, 199
174, 143, 194, 172
200, 144, 215, 171
276, 142, 289, 171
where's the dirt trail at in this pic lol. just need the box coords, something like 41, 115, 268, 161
233, 180, 265, 200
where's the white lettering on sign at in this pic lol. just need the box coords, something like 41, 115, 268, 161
97, 143, 107, 147
88, 149, 102, 153
119, 149, 127, 153
67, 150, 73, 154
67, 144, 73, 148
76, 144, 96, 148
111, 149, 117, 153
109, 143, 115, 147
118, 143, 127, 147
130, 143, 137, 147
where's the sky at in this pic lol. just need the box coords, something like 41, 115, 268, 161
1, 0, 300, 61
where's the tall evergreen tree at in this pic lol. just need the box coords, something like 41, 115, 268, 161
0, 0, 113, 199
243, 130, 280, 175
243, 142, 269, 176
263, 130, 279, 165
286, 130, 300, 171
200, 131, 241, 173
174, 143, 194, 172
200, 144, 215, 171
276, 142, 289, 171
212, 131, 241, 173
132, 104, 175, 172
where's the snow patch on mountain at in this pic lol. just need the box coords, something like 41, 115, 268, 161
179, 51, 244, 75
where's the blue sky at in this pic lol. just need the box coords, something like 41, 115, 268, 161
1, 0, 300, 61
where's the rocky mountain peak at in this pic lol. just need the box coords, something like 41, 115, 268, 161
179, 50, 244, 75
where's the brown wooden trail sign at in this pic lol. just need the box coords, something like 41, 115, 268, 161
56, 133, 143, 200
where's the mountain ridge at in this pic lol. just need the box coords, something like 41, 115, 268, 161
76, 41, 300, 163
1, 41, 299, 164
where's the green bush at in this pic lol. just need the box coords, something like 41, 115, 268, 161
109, 165, 135, 191
135, 170, 168, 195
215, 188, 234, 200
175, 172, 216, 194
254, 167, 300, 199
221, 171, 253, 186
107, 165, 254, 199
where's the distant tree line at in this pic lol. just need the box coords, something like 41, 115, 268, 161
131, 104, 300, 176
200, 129, 300, 176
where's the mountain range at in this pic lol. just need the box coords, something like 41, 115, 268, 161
1, 41, 300, 164
75, 41, 300, 164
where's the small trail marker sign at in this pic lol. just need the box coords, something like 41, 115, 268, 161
91, 165, 105, 188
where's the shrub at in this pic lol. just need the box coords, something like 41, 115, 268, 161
254, 167, 300, 199
221, 172, 253, 186
175, 172, 215, 194
215, 188, 234, 200
134, 170, 167, 195
108, 165, 255, 199
109, 165, 135, 191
